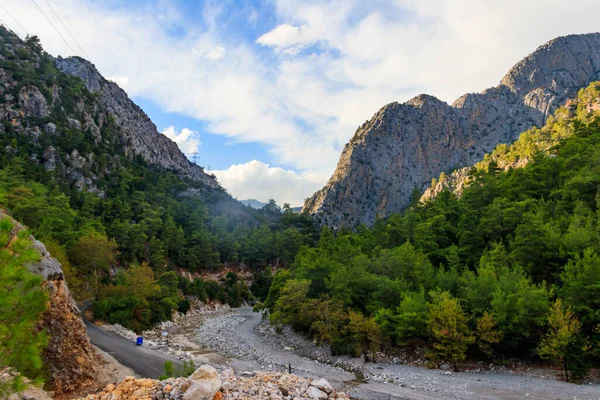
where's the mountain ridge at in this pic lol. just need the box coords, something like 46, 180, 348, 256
303, 32, 600, 228
54, 56, 219, 189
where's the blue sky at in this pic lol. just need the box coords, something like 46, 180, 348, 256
132, 97, 276, 171
2, 0, 600, 205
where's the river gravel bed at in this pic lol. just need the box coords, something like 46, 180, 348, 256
193, 308, 600, 400
99, 306, 600, 399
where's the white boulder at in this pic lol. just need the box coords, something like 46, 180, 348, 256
310, 378, 333, 394
183, 365, 222, 400
307, 386, 328, 399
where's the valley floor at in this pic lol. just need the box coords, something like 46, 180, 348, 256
196, 308, 600, 400
87, 307, 600, 400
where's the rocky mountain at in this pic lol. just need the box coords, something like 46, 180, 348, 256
421, 83, 600, 202
240, 198, 269, 209
303, 33, 600, 228
0, 26, 218, 198
55, 56, 219, 189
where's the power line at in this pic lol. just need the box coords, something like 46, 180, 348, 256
188, 152, 201, 165
0, 4, 29, 37
42, 0, 90, 60
31, 0, 77, 56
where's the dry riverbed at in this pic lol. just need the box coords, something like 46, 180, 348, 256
101, 306, 600, 400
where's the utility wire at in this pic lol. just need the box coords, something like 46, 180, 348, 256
0, 4, 29, 37
31, 0, 77, 56
42, 0, 90, 60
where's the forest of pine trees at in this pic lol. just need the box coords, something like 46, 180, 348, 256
259, 83, 600, 381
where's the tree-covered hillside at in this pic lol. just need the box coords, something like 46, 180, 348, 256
0, 29, 317, 332
262, 82, 600, 381
3, 23, 600, 385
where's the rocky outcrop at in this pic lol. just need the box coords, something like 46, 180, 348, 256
1, 369, 54, 400
55, 56, 219, 189
304, 33, 600, 228
421, 81, 600, 203
18, 86, 49, 119
1, 210, 98, 394
420, 167, 472, 203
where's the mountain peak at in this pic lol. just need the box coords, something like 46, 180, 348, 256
304, 32, 600, 229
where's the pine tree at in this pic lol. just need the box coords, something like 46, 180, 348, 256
305, 295, 347, 346
0, 218, 48, 395
347, 310, 384, 362
426, 291, 474, 370
538, 299, 587, 382
476, 311, 503, 358
70, 231, 118, 299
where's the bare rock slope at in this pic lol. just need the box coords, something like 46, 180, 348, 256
304, 33, 600, 228
55, 56, 219, 189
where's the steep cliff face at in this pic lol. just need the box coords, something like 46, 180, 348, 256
421, 82, 600, 202
55, 57, 219, 189
304, 33, 600, 228
1, 210, 98, 395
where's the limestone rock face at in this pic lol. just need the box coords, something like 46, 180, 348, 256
18, 86, 49, 119
304, 33, 600, 228
0, 210, 98, 395
421, 81, 600, 203
55, 57, 219, 189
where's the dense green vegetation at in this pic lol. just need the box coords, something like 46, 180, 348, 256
0, 218, 48, 395
261, 83, 600, 380
0, 30, 317, 333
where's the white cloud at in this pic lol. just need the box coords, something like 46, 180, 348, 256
205, 45, 225, 60
210, 160, 326, 206
256, 24, 315, 51
161, 126, 201, 155
106, 76, 130, 89
3, 0, 600, 202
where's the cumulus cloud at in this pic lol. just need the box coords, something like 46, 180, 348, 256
161, 126, 201, 155
106, 76, 130, 89
210, 160, 326, 206
5, 0, 600, 201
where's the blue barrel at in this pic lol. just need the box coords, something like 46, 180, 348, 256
136, 336, 143, 346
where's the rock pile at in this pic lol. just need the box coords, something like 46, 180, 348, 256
220, 371, 347, 400
77, 366, 345, 400
77, 376, 159, 400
